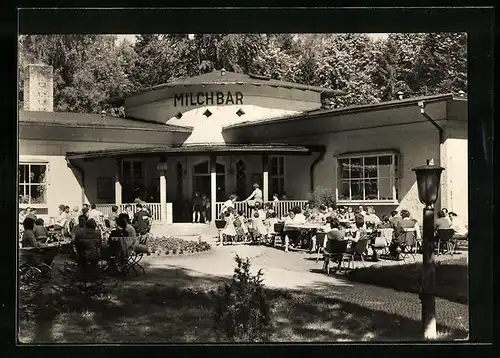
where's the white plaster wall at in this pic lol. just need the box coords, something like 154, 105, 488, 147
446, 138, 468, 222
283, 122, 441, 223
165, 105, 299, 144
18, 154, 83, 220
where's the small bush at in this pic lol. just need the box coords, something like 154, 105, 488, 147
213, 255, 271, 342
308, 186, 336, 208
147, 236, 211, 256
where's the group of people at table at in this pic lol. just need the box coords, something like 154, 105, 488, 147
218, 188, 468, 261
19, 202, 153, 274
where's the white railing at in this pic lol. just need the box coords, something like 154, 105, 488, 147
215, 200, 309, 219
96, 203, 162, 222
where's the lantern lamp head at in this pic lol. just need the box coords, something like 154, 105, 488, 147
412, 162, 445, 206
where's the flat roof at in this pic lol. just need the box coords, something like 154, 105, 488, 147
19, 110, 193, 133
223, 93, 462, 131
66, 143, 322, 160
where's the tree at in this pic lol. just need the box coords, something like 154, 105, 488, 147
414, 33, 467, 95
19, 35, 136, 114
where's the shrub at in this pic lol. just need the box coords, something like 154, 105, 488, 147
308, 186, 336, 208
213, 255, 271, 342
147, 236, 211, 255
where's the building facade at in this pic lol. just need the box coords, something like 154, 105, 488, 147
19, 65, 468, 224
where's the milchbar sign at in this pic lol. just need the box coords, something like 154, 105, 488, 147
174, 92, 243, 107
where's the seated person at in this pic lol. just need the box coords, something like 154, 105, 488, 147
311, 216, 334, 252
449, 212, 468, 240
379, 215, 394, 229
292, 206, 306, 224
350, 219, 368, 244
21, 218, 46, 248
346, 207, 355, 222
33, 218, 48, 243
133, 203, 152, 235
322, 220, 347, 271
106, 214, 137, 268
74, 218, 102, 269
435, 210, 452, 231
390, 209, 418, 258
265, 212, 279, 239
51, 205, 68, 230
364, 206, 381, 228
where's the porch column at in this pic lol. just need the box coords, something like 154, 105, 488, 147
262, 154, 269, 202
159, 169, 168, 223
115, 158, 122, 205
210, 155, 217, 222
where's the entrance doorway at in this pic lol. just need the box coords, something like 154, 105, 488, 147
192, 161, 226, 201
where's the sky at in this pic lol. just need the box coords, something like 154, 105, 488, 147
115, 33, 389, 44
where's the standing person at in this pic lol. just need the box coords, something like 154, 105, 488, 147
272, 193, 279, 202
220, 194, 237, 219
245, 183, 263, 207
108, 205, 120, 229
201, 194, 210, 223
133, 203, 152, 235
124, 204, 134, 224
192, 192, 202, 223
71, 215, 87, 243
88, 204, 103, 224
346, 207, 355, 222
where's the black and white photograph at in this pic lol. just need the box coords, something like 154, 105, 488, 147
16, 10, 482, 344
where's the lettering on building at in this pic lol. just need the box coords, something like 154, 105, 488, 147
174, 92, 244, 107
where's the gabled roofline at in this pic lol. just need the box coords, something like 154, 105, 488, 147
222, 93, 459, 131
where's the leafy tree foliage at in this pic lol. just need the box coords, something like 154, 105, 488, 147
18, 33, 467, 114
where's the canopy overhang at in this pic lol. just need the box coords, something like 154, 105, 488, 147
66, 143, 324, 160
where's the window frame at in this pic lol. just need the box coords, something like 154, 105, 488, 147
18, 162, 49, 209
335, 151, 400, 205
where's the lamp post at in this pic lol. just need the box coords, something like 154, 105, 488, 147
412, 160, 445, 340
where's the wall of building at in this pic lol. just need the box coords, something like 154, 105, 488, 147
19, 154, 82, 220
280, 121, 442, 222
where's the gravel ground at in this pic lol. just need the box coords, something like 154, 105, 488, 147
141, 244, 469, 336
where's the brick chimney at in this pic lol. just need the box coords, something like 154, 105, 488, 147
23, 64, 53, 112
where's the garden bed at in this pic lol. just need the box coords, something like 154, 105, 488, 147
148, 236, 212, 256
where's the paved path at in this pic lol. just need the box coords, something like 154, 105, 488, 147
142, 245, 469, 336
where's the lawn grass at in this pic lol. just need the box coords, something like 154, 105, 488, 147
18, 259, 468, 343
345, 257, 468, 304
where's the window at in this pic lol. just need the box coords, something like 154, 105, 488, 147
270, 156, 285, 197
337, 152, 399, 202
236, 160, 246, 200
122, 159, 145, 202
19, 163, 48, 205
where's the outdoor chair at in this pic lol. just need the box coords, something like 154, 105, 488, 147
371, 228, 393, 257
272, 222, 284, 247
340, 238, 370, 271
400, 228, 418, 261
214, 219, 227, 246
436, 229, 456, 256
315, 232, 327, 263
108, 236, 146, 276
323, 239, 350, 275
